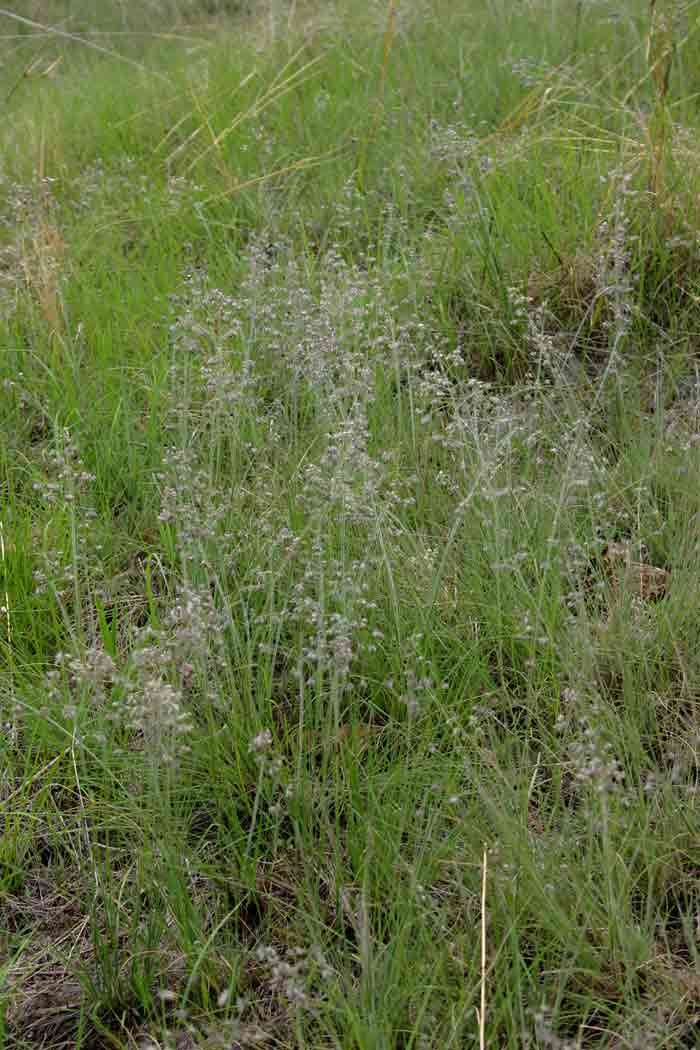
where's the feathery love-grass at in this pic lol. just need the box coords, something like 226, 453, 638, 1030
1, 1, 700, 1047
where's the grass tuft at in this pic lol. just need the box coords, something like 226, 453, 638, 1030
2, 1, 700, 1047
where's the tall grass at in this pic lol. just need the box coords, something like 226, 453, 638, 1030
2, 1, 700, 1047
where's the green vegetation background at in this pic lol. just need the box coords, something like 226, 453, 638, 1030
1, 1, 700, 1047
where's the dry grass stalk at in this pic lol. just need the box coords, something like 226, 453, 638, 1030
478, 845, 487, 1050
21, 221, 65, 335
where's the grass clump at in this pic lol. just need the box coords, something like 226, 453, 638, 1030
2, 1, 700, 1047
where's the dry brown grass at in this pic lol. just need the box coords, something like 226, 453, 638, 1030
21, 220, 66, 335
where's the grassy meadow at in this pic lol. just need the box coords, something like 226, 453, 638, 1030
2, 0, 700, 1046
